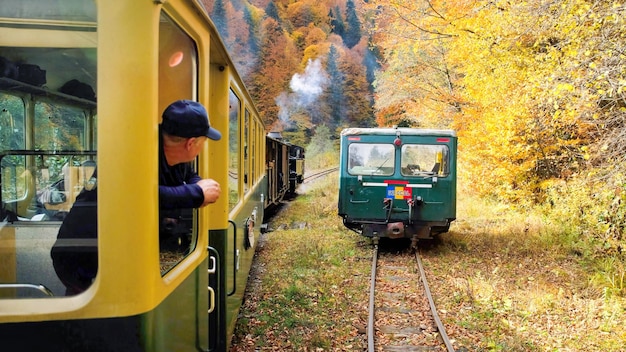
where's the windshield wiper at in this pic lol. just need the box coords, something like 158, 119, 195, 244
371, 157, 390, 175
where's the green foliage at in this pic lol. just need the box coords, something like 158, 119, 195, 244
264, 1, 280, 23
305, 124, 338, 169
326, 45, 343, 127
538, 172, 626, 298
211, 0, 228, 38
329, 6, 344, 37
343, 0, 361, 48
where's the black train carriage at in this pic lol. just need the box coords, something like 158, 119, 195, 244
264, 132, 305, 213
288, 144, 305, 195
338, 127, 457, 244
265, 132, 289, 211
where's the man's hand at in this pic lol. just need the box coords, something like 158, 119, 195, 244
196, 178, 221, 206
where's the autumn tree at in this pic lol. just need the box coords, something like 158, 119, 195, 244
243, 5, 260, 56
329, 6, 345, 37
326, 45, 344, 128
204, 0, 375, 141
343, 0, 361, 48
338, 43, 375, 129
265, 1, 280, 23
285, 0, 328, 29
370, 4, 460, 128
211, 0, 228, 38
367, 0, 626, 205
249, 17, 299, 127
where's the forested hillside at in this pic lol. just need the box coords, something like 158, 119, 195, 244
202, 0, 378, 148
204, 0, 626, 286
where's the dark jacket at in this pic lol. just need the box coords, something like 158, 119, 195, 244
158, 132, 204, 209
50, 172, 98, 295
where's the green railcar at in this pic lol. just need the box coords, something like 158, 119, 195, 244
338, 127, 457, 243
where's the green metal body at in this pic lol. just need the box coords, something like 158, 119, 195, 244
338, 128, 457, 239
209, 176, 267, 351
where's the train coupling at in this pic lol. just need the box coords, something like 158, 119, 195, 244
411, 235, 419, 250
386, 222, 405, 239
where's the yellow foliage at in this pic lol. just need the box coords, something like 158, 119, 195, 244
370, 0, 626, 203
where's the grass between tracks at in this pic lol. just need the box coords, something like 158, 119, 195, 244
230, 170, 626, 351
231, 173, 371, 351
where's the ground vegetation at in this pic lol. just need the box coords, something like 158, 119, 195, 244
200, 1, 626, 343
231, 165, 626, 351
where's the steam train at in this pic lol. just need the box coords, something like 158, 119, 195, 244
338, 127, 457, 245
0, 1, 302, 351
265, 131, 305, 211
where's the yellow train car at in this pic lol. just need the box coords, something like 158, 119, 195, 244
0, 0, 266, 351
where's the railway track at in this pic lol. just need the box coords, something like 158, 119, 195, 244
368, 240, 456, 352
302, 167, 339, 183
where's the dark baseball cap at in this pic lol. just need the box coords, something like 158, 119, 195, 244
161, 100, 221, 140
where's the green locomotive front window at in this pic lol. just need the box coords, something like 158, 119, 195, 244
348, 143, 395, 176
401, 144, 450, 176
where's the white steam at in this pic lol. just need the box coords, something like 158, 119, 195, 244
275, 58, 329, 128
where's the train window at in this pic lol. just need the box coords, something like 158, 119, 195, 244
244, 109, 250, 194
348, 143, 395, 176
254, 120, 261, 183
0, 95, 25, 150
0, 42, 98, 298
158, 13, 196, 114
157, 13, 199, 274
228, 90, 240, 209
35, 102, 89, 150
401, 144, 450, 176
0, 0, 96, 22
250, 118, 256, 186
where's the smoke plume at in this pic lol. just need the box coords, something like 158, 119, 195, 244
275, 58, 329, 130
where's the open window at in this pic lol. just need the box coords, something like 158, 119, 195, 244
157, 12, 199, 275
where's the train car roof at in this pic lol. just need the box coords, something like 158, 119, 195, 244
341, 127, 457, 137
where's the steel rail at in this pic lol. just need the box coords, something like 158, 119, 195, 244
367, 243, 378, 352
415, 250, 456, 352
367, 245, 456, 352
302, 167, 338, 183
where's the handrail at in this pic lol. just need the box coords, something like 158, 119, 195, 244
0, 149, 97, 160
0, 77, 97, 110
0, 283, 54, 296
227, 220, 237, 296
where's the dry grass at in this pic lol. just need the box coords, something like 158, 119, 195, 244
430, 195, 626, 351
231, 173, 626, 351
